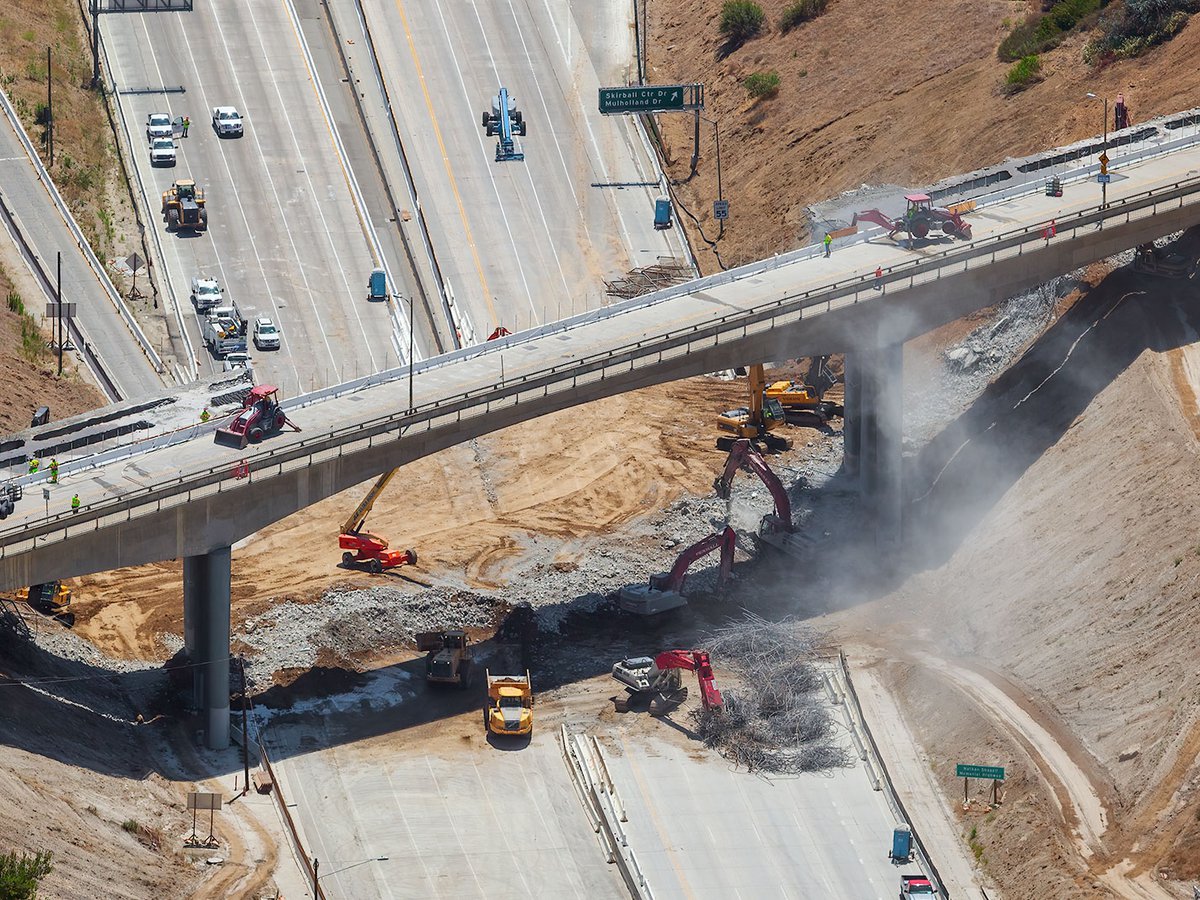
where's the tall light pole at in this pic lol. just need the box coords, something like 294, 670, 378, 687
700, 115, 724, 237
397, 292, 414, 413
1086, 92, 1109, 210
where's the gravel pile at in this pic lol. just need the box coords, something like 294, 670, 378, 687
237, 585, 501, 680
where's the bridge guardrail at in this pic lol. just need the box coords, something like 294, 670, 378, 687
4, 165, 1200, 555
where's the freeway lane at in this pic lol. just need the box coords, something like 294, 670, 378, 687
102, 0, 400, 395
365, 0, 687, 340
0, 101, 165, 400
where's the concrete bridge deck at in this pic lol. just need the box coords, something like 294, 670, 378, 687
3, 129, 1200, 591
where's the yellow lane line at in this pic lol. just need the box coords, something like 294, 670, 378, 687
394, 0, 498, 329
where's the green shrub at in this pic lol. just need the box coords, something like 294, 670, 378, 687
719, 1, 766, 44
999, 0, 1106, 60
0, 849, 53, 900
6, 291, 23, 315
1004, 54, 1043, 92
780, 0, 828, 32
1084, 0, 1197, 62
743, 70, 781, 99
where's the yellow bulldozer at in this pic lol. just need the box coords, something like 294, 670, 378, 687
161, 178, 208, 232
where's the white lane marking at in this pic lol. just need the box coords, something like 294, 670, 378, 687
132, 10, 307, 389
427, 0, 541, 325
534, 0, 637, 262
228, 0, 382, 374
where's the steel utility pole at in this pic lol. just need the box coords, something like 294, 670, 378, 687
46, 47, 53, 167
56, 251, 63, 376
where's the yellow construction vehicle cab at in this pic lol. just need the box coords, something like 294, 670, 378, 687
485, 670, 533, 737
765, 380, 845, 423
16, 582, 74, 626
716, 364, 790, 451
161, 178, 208, 232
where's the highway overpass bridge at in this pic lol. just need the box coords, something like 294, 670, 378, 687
4, 112, 1200, 747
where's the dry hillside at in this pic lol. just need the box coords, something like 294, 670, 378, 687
649, 0, 1200, 270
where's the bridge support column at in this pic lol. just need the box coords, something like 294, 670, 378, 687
859, 341, 903, 547
841, 356, 861, 477
182, 546, 231, 750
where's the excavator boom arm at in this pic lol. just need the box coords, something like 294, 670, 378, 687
660, 526, 737, 593
341, 469, 398, 535
652, 649, 724, 711
713, 439, 793, 532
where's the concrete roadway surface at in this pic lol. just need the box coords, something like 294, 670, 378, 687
605, 732, 912, 900
262, 669, 627, 900
102, 0, 401, 396
0, 108, 164, 400
363, 0, 687, 341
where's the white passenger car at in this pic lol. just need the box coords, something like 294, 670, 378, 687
149, 138, 176, 167
211, 106, 244, 137
190, 276, 223, 311
146, 113, 172, 143
252, 316, 281, 351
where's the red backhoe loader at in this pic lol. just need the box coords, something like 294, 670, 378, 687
618, 526, 736, 615
852, 194, 972, 242
213, 385, 300, 449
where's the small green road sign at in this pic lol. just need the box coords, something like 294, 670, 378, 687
599, 85, 696, 115
956, 764, 1005, 780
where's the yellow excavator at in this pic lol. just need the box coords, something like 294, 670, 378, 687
337, 470, 416, 573
716, 364, 791, 452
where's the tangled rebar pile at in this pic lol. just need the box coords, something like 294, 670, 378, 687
690, 614, 851, 775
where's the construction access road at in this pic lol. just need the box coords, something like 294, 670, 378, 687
100, 0, 410, 395
360, 0, 688, 342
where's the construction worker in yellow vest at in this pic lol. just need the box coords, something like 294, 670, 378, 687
71, 494, 80, 512
200, 408, 211, 423
48, 459, 59, 483
28, 458, 39, 475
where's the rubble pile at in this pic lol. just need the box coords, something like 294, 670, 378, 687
690, 614, 851, 774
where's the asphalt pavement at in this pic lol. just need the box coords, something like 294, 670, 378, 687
361, 0, 689, 341
101, 0, 403, 396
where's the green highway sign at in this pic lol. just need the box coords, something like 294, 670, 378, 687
599, 84, 698, 115
956, 764, 1005, 781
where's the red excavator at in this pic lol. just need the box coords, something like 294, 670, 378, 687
338, 469, 417, 573
213, 385, 301, 449
618, 526, 736, 615
487, 326, 512, 340
713, 438, 794, 544
612, 649, 724, 712
852, 193, 972, 242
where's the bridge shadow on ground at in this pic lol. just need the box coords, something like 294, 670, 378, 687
0, 623, 208, 780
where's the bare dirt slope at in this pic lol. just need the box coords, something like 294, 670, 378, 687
648, 0, 1200, 269
830, 233, 1200, 896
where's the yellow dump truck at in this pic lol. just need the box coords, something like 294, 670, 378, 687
485, 670, 533, 737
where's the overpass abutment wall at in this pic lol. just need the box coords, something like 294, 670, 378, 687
183, 546, 231, 750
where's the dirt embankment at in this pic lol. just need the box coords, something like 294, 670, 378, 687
647, 0, 1200, 271
0, 258, 105, 433
832, 234, 1200, 896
